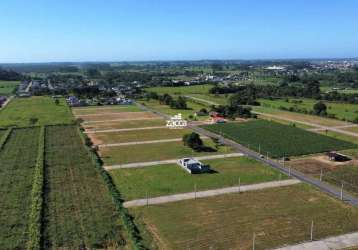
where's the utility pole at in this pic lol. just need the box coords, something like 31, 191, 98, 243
194, 184, 197, 199
238, 177, 241, 193
341, 183, 344, 200
310, 220, 314, 241
252, 232, 256, 250
320, 169, 323, 182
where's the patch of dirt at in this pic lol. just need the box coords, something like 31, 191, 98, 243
87, 133, 103, 145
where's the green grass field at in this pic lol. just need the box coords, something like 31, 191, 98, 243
43, 125, 129, 249
72, 105, 142, 115
110, 157, 287, 200
0, 80, 20, 96
202, 120, 357, 157
92, 128, 192, 144
100, 139, 233, 166
146, 84, 213, 95
131, 184, 358, 250
83, 119, 166, 130
0, 96, 74, 127
258, 98, 358, 122
187, 93, 229, 105
0, 128, 40, 249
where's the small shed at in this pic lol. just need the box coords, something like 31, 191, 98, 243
327, 152, 350, 162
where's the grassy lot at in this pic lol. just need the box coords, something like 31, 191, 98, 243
139, 99, 209, 120
110, 157, 287, 200
253, 105, 347, 127
91, 128, 192, 144
258, 98, 358, 123
83, 119, 166, 130
202, 120, 356, 158
131, 184, 358, 250
0, 128, 40, 249
257, 114, 315, 129
323, 165, 358, 196
343, 126, 358, 133
72, 105, 142, 115
43, 125, 129, 249
0, 129, 6, 139
0, 96, 73, 127
187, 93, 229, 105
100, 139, 233, 166
146, 84, 213, 95
0, 80, 20, 96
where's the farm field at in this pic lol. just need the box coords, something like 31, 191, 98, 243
79, 111, 159, 122
43, 125, 129, 249
0, 127, 40, 249
203, 120, 357, 158
90, 127, 192, 145
0, 96, 73, 127
258, 98, 358, 123
72, 105, 142, 115
139, 99, 209, 120
146, 84, 213, 95
253, 105, 347, 127
83, 119, 165, 131
110, 157, 287, 200
131, 184, 358, 250
0, 80, 20, 96
100, 139, 234, 166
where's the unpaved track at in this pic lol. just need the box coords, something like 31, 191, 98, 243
123, 179, 301, 207
104, 153, 244, 170
85, 126, 167, 133
83, 117, 161, 124
274, 231, 358, 250
98, 138, 184, 147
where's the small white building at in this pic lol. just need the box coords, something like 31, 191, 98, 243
178, 158, 210, 174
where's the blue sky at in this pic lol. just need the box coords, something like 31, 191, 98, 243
0, 0, 357, 62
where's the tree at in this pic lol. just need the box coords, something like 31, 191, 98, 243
313, 101, 327, 116
182, 132, 203, 151
54, 99, 60, 105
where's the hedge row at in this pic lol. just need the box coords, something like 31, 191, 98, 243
27, 126, 45, 250
0, 128, 13, 151
77, 126, 146, 250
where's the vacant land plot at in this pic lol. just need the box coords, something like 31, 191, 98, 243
253, 105, 347, 127
90, 128, 192, 145
0, 128, 40, 249
43, 125, 129, 249
203, 120, 356, 157
80, 111, 159, 122
187, 93, 229, 105
146, 84, 213, 95
100, 139, 233, 166
0, 80, 19, 96
83, 119, 165, 131
131, 184, 358, 250
72, 105, 142, 115
110, 157, 287, 200
0, 96, 73, 127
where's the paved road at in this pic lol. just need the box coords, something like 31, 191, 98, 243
83, 117, 160, 124
85, 126, 167, 133
123, 179, 301, 208
137, 102, 358, 206
76, 112, 139, 117
104, 152, 244, 170
274, 231, 358, 250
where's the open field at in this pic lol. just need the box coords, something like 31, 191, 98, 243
89, 127, 192, 145
203, 120, 357, 157
146, 84, 213, 95
139, 99, 209, 120
79, 111, 159, 122
100, 139, 233, 166
258, 98, 358, 123
83, 119, 166, 130
0, 96, 73, 127
187, 93, 229, 105
131, 184, 358, 250
0, 129, 6, 139
0, 80, 20, 96
253, 105, 347, 127
0, 128, 40, 249
110, 157, 287, 200
72, 105, 142, 115
43, 125, 129, 249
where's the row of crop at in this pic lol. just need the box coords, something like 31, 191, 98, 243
77, 126, 145, 250
0, 127, 13, 151
27, 126, 45, 250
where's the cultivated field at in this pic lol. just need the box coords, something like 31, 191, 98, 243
110, 157, 287, 200
131, 184, 358, 250
83, 119, 165, 131
0, 127, 40, 249
100, 139, 233, 166
0, 96, 73, 127
146, 84, 213, 95
203, 120, 357, 157
79, 111, 160, 123
72, 105, 142, 115
43, 125, 129, 249
0, 80, 20, 96
89, 127, 192, 145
